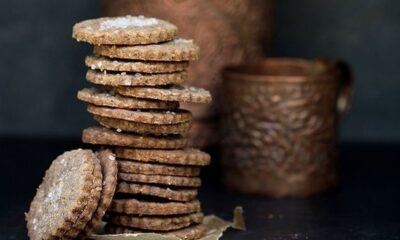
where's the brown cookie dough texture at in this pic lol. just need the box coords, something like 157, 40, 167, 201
115, 148, 211, 166
117, 160, 200, 177
77, 149, 118, 239
85, 55, 189, 73
109, 212, 203, 231
87, 104, 192, 124
110, 199, 201, 215
94, 38, 200, 61
104, 224, 206, 240
118, 173, 201, 187
82, 126, 187, 149
26, 149, 102, 240
72, 16, 177, 45
114, 85, 212, 103
77, 88, 179, 110
86, 69, 187, 86
94, 115, 191, 136
117, 182, 197, 202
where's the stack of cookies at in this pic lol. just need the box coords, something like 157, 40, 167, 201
72, 16, 212, 239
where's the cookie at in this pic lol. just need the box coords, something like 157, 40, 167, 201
82, 127, 187, 149
87, 104, 192, 124
85, 55, 189, 73
86, 69, 187, 86
63, 154, 102, 239
104, 223, 206, 240
114, 85, 212, 103
110, 212, 203, 231
115, 148, 210, 166
118, 173, 201, 187
26, 149, 102, 240
72, 16, 177, 45
77, 149, 118, 239
77, 88, 179, 110
109, 199, 201, 215
94, 38, 200, 61
94, 115, 191, 136
117, 182, 197, 202
118, 160, 200, 177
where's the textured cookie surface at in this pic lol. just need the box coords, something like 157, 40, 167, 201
110, 199, 201, 215
94, 38, 200, 61
72, 16, 177, 45
78, 88, 179, 110
77, 149, 118, 239
104, 223, 206, 240
94, 115, 191, 136
116, 148, 210, 166
117, 182, 197, 202
115, 85, 212, 103
118, 160, 200, 177
63, 154, 102, 239
118, 173, 201, 187
109, 212, 203, 231
86, 69, 187, 86
88, 104, 192, 124
26, 149, 100, 240
86, 55, 189, 73
82, 127, 187, 149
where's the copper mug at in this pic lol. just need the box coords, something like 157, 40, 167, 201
220, 58, 352, 198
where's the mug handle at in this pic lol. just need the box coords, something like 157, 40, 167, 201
335, 61, 353, 119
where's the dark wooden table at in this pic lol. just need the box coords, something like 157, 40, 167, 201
1, 139, 399, 240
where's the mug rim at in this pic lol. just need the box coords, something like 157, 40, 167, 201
223, 58, 337, 83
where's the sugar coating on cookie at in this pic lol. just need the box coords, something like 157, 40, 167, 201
72, 16, 177, 45
26, 149, 101, 240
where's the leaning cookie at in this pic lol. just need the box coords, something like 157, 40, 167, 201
72, 16, 177, 45
104, 224, 206, 240
86, 69, 187, 86
77, 88, 179, 110
76, 149, 118, 239
114, 85, 212, 103
94, 38, 200, 61
85, 55, 189, 73
25, 149, 102, 240
82, 126, 187, 149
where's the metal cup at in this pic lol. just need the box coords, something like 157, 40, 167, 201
220, 58, 352, 198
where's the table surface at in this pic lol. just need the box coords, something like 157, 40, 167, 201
1, 139, 399, 240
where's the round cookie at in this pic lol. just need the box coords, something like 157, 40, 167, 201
77, 88, 179, 110
26, 149, 102, 240
94, 38, 200, 61
109, 212, 204, 231
82, 127, 187, 149
117, 182, 198, 202
72, 16, 177, 45
109, 199, 201, 215
86, 69, 187, 86
118, 173, 201, 187
94, 115, 191, 136
87, 104, 192, 124
77, 149, 118, 239
115, 148, 210, 166
114, 85, 212, 103
104, 224, 206, 240
85, 55, 189, 73
117, 160, 200, 177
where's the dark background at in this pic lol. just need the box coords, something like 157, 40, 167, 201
0, 0, 399, 142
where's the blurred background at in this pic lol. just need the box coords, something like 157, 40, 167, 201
0, 0, 399, 142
